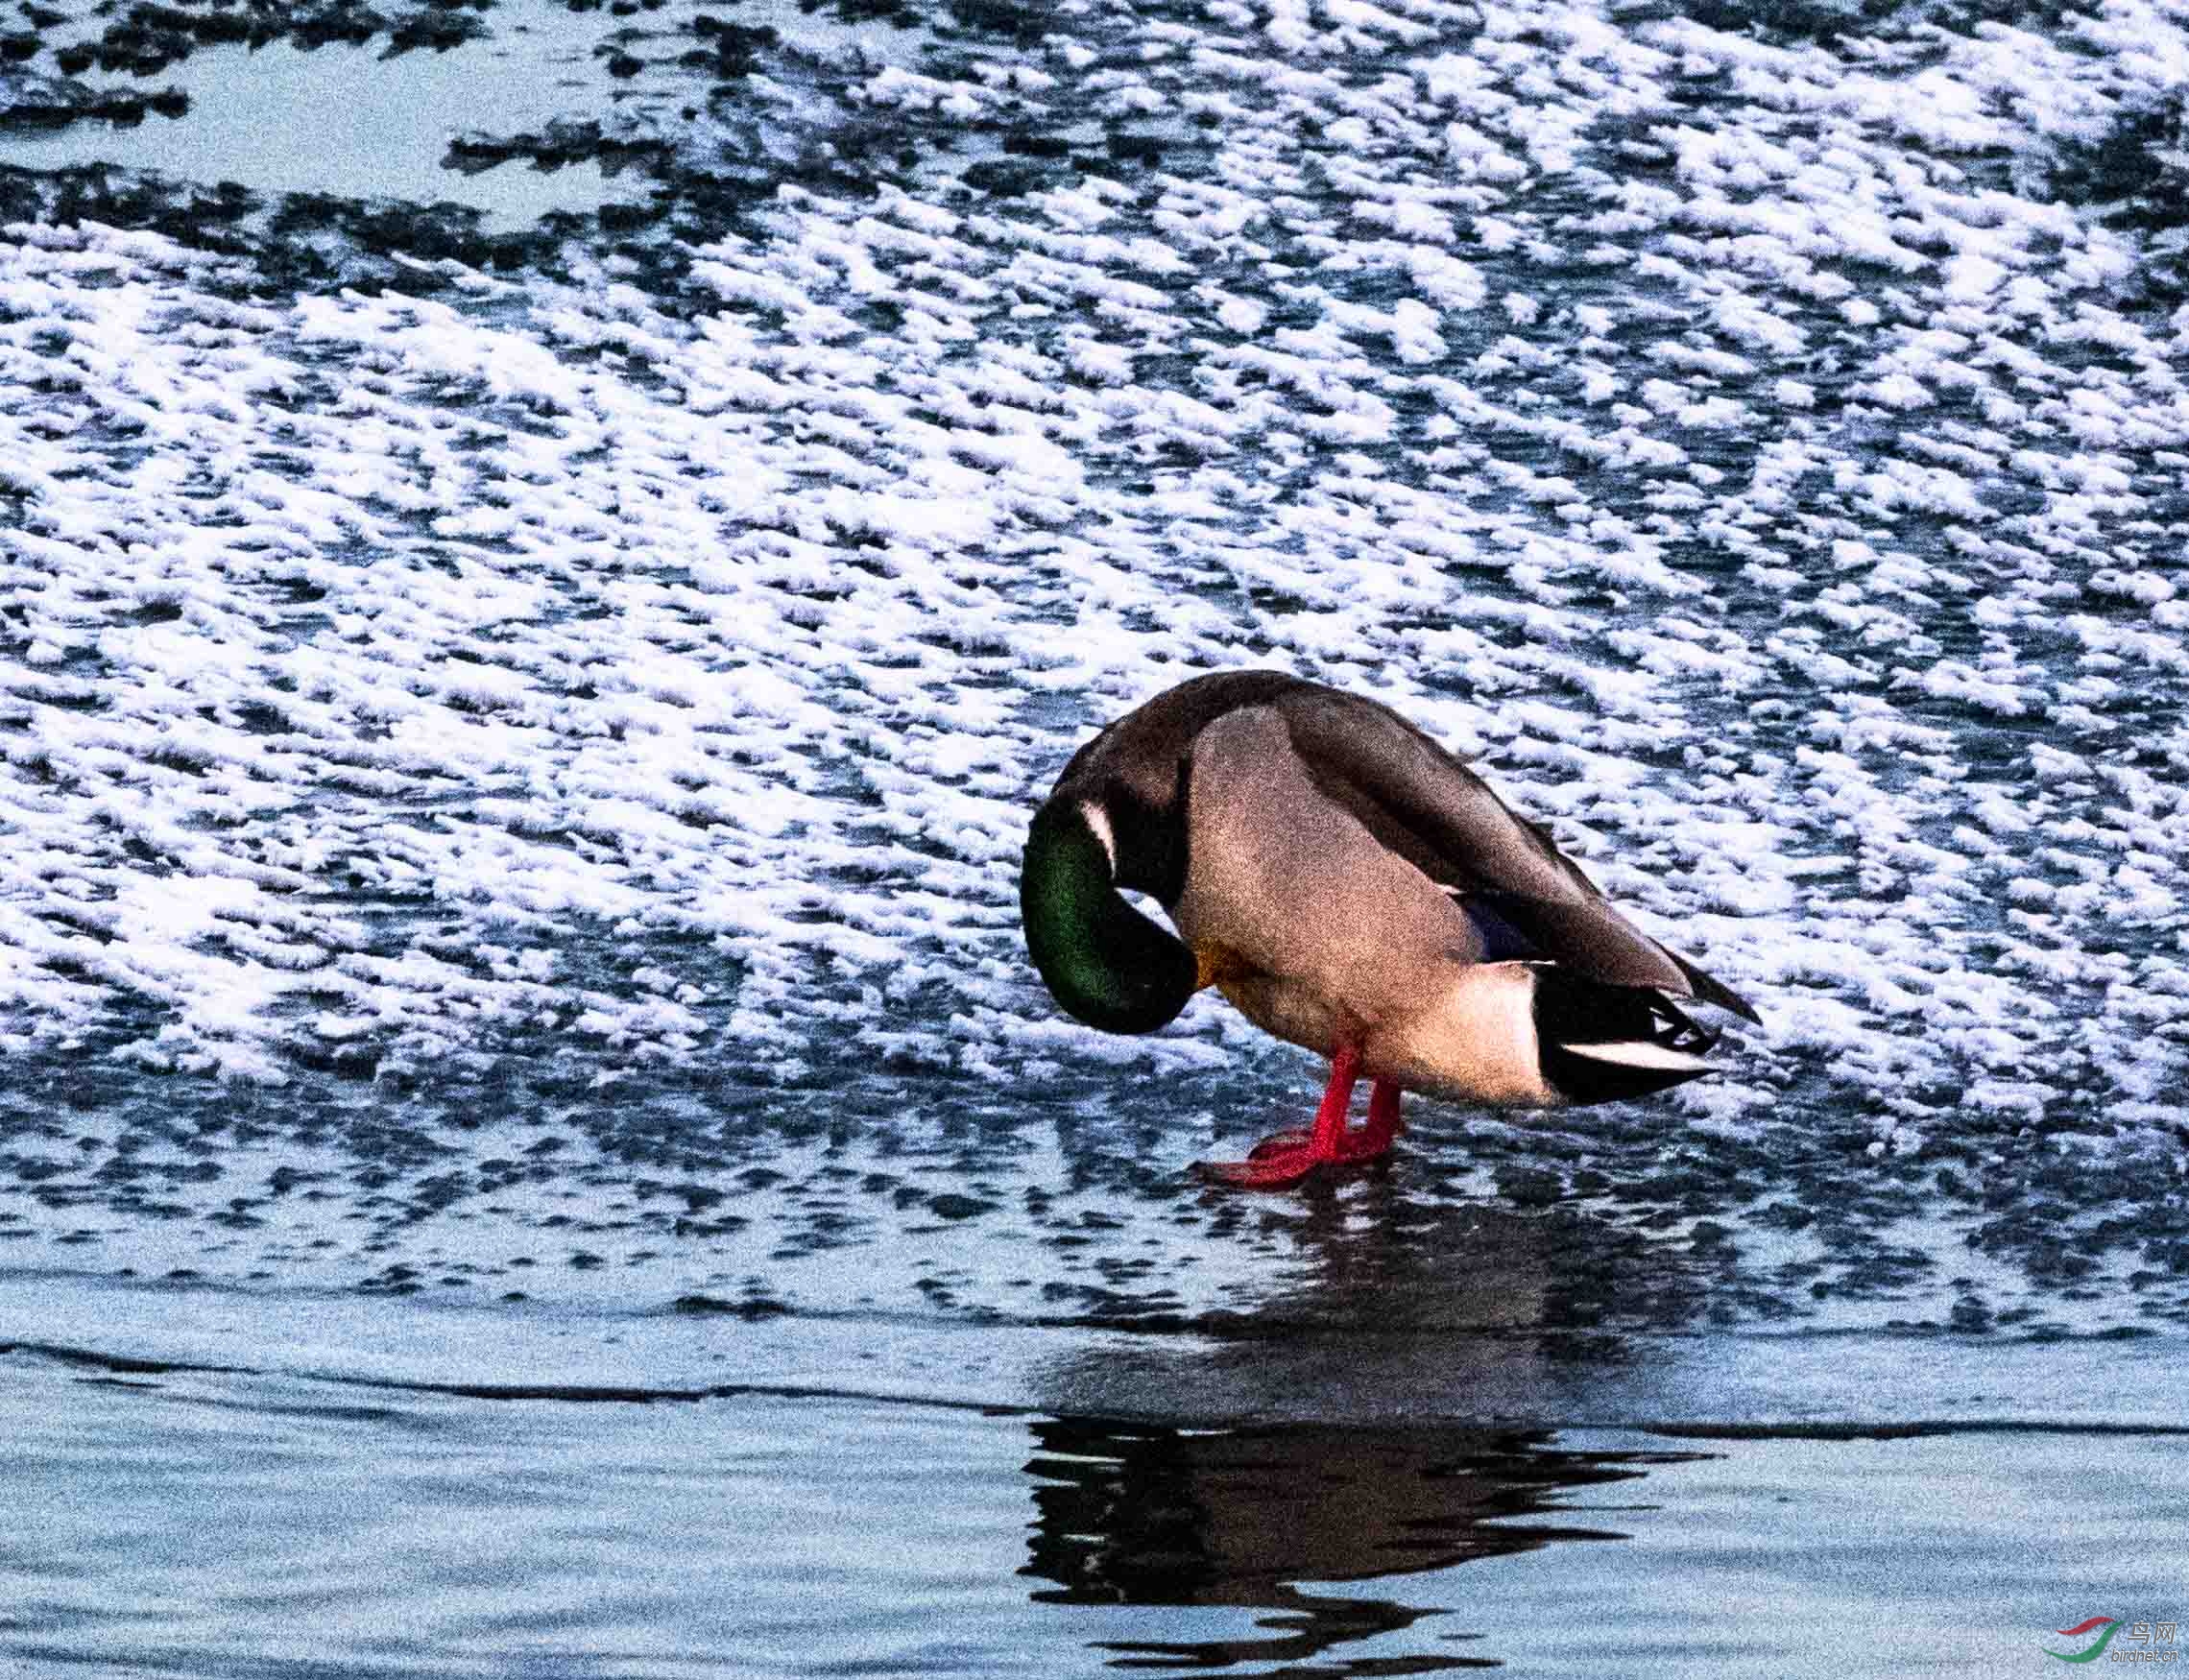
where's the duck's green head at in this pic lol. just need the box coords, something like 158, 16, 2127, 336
1021, 798, 1197, 1035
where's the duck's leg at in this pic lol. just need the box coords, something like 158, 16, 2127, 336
1200, 1044, 1396, 1188
1199, 1042, 1359, 1188
1286, 1076, 1404, 1167
1354, 1078, 1405, 1160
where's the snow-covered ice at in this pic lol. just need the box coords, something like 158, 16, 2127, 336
0, 0, 2185, 1399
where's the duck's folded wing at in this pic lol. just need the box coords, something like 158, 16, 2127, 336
1274, 687, 1760, 1022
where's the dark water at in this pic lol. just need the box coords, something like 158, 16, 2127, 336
3, 1277, 2185, 1676
5, 1337, 2182, 1678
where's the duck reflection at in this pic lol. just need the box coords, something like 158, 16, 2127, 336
1022, 1417, 1698, 1671
1243, 1164, 1715, 1339
1038, 1188, 1709, 1427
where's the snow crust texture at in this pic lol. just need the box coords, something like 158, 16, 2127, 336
1, 0, 2185, 1351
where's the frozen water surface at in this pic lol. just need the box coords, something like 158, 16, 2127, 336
0, 0, 2186, 1668
0, 3, 667, 232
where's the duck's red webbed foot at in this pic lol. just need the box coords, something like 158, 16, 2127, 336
1198, 1044, 1405, 1189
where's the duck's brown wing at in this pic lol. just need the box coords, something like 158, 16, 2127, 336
1270, 684, 1760, 1023
1043, 670, 1311, 901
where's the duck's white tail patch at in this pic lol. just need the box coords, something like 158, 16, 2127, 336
1561, 1041, 1713, 1074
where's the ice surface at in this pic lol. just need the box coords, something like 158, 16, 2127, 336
0, 12, 658, 233
0, 0, 2185, 1403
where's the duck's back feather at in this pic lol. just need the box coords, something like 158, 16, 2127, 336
1046, 670, 1756, 1024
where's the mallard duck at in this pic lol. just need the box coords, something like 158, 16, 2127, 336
1020, 671, 1758, 1188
